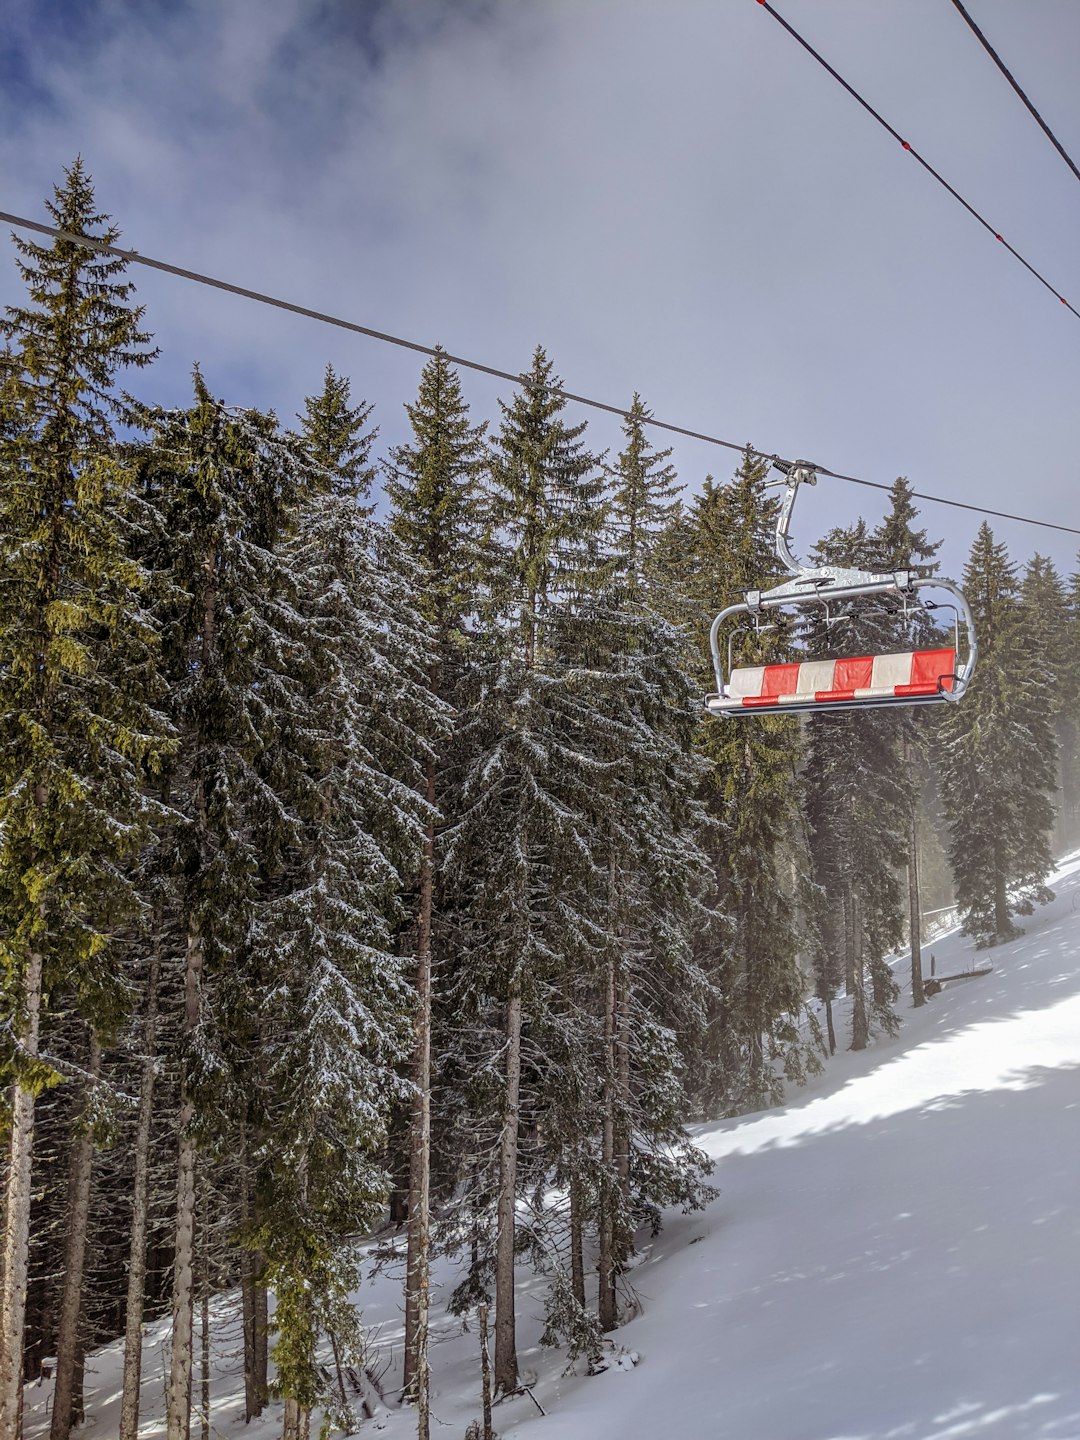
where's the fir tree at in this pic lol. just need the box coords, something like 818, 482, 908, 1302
256, 397, 441, 1435
583, 397, 715, 1333
1063, 556, 1080, 845
384, 347, 487, 1436
683, 452, 820, 1108
135, 377, 313, 1440
0, 160, 164, 1439
939, 525, 1056, 945
802, 520, 910, 1049
871, 477, 945, 1009
295, 361, 377, 513
442, 346, 607, 1393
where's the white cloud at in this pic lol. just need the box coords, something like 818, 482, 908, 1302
2, 0, 1078, 573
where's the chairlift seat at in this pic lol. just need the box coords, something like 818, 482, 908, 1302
706, 648, 956, 715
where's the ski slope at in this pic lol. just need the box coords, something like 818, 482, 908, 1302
24, 853, 1080, 1440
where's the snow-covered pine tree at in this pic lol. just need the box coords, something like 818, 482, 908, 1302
938, 525, 1056, 945
870, 478, 945, 1008
252, 380, 443, 1437
583, 396, 714, 1334
1063, 556, 1080, 846
441, 346, 607, 1393
802, 521, 909, 1049
0, 160, 164, 1439
1016, 556, 1072, 856
1014, 555, 1061, 876
135, 377, 315, 1440
297, 361, 377, 514
383, 347, 488, 1433
681, 452, 820, 1110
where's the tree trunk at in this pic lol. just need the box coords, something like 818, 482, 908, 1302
843, 888, 856, 997
0, 939, 44, 1440
615, 967, 632, 1255
50, 1028, 101, 1440
253, 1278, 268, 1414
598, 947, 618, 1332
479, 1302, 493, 1440
493, 990, 522, 1395
199, 1288, 210, 1440
908, 803, 925, 1008
403, 760, 435, 1440
993, 867, 1010, 942
850, 894, 869, 1051
166, 921, 202, 1440
824, 992, 837, 1056
119, 943, 162, 1440
568, 1169, 585, 1310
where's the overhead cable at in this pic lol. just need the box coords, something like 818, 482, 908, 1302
948, 0, 1080, 189
2, 207, 1078, 538
755, 0, 1080, 322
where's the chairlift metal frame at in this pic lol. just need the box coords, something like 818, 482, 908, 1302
704, 460, 978, 718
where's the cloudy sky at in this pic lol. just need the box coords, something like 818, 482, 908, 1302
2, 0, 1078, 579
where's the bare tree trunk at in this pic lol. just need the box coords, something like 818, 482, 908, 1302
199, 1290, 210, 1440
615, 964, 632, 1278
850, 895, 869, 1051
493, 990, 522, 1395
479, 1302, 493, 1440
568, 1169, 585, 1310
0, 938, 45, 1440
908, 802, 925, 1008
252, 1277, 268, 1414
843, 889, 856, 997
239, 1184, 256, 1423
994, 866, 1010, 942
282, 1397, 301, 1440
598, 947, 618, 1333
403, 760, 435, 1440
119, 942, 162, 1440
50, 1028, 101, 1440
166, 921, 202, 1440
824, 993, 837, 1056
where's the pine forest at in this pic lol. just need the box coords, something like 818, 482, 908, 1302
1, 166, 1078, 1440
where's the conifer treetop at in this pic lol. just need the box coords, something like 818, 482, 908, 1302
297, 362, 377, 508
2, 158, 157, 438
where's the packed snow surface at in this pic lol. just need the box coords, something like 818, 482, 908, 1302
24, 854, 1080, 1440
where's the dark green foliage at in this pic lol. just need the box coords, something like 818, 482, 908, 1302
681, 452, 820, 1110
296, 361, 377, 512
939, 526, 1056, 946
0, 158, 166, 1050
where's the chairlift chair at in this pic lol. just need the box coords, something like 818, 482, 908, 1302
704, 460, 977, 718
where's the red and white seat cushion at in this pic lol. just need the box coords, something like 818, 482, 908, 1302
714, 648, 956, 711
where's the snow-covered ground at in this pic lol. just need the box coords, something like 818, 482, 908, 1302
25, 853, 1080, 1440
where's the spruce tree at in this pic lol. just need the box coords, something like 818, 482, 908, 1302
256, 386, 441, 1436
384, 347, 487, 1436
585, 397, 714, 1333
442, 346, 606, 1393
296, 361, 377, 514
871, 477, 944, 1009
683, 452, 820, 1108
135, 377, 313, 1440
1016, 555, 1073, 854
0, 160, 163, 1438
801, 521, 911, 1050
1063, 556, 1080, 846
939, 525, 1056, 945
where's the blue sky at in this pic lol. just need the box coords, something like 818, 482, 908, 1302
2, 0, 1078, 579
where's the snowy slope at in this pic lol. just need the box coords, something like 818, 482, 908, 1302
25, 854, 1080, 1440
